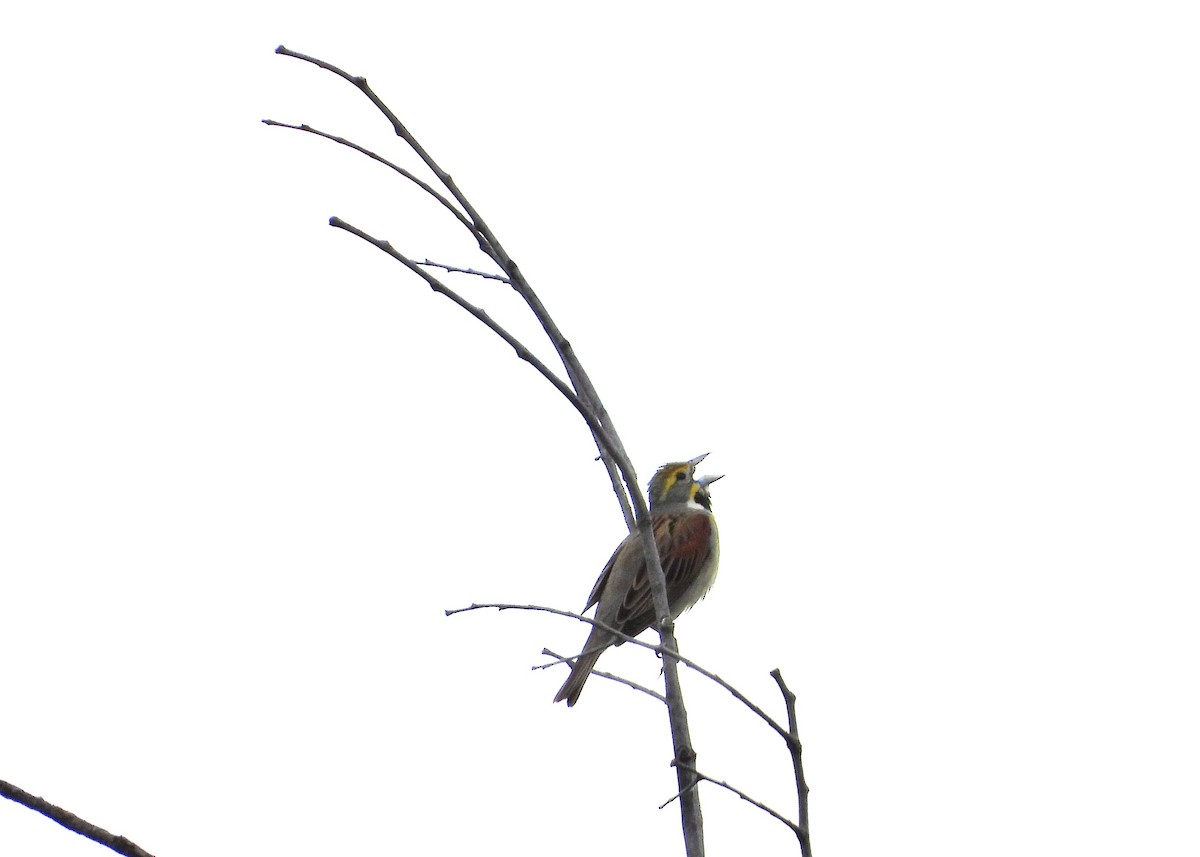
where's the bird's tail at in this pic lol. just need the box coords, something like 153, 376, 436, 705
553, 644, 607, 706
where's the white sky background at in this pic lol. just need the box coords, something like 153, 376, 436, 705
2, 2, 1198, 855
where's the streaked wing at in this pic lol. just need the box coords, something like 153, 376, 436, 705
612, 513, 715, 638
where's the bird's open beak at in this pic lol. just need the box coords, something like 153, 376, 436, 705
697, 473, 724, 488
688, 452, 710, 467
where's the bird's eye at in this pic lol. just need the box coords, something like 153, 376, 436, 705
674, 472, 686, 482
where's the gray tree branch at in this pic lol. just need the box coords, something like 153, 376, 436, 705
269, 45, 706, 855
0, 779, 155, 857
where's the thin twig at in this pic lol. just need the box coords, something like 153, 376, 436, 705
0, 780, 155, 857
772, 669, 812, 857
276, 44, 502, 265
541, 648, 665, 703
447, 602, 651, 647
261, 120, 478, 240
418, 259, 509, 281
657, 772, 700, 808
670, 650, 794, 745
275, 44, 494, 258
667, 764, 804, 839
450, 602, 792, 740
328, 218, 621, 462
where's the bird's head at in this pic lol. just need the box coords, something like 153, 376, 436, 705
647, 453, 723, 510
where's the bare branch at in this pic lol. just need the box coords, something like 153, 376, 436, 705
328, 218, 622, 462
447, 602, 655, 649
418, 259, 509, 282
541, 648, 665, 703
450, 602, 792, 741
670, 650, 794, 745
668, 764, 805, 839
273, 44, 635, 531
275, 45, 498, 259
772, 669, 813, 857
0, 780, 156, 857
278, 48, 704, 854
261, 119, 483, 245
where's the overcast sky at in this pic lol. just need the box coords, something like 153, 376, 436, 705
3, 3, 1198, 856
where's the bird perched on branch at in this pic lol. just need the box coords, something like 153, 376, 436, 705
554, 454, 722, 706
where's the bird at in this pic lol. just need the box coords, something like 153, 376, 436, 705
554, 453, 722, 706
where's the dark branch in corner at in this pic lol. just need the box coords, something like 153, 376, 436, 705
0, 780, 155, 857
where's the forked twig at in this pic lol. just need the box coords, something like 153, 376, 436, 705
457, 602, 813, 852
772, 669, 812, 857
451, 602, 793, 739
665, 763, 804, 838
329, 217, 619, 460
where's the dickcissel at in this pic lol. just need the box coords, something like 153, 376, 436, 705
554, 454, 722, 706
